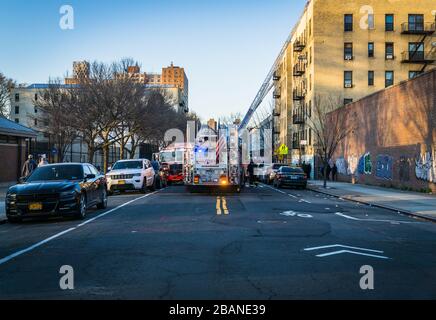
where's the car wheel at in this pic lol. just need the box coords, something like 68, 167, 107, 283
140, 181, 147, 194
149, 178, 156, 191
97, 188, 108, 209
75, 193, 87, 220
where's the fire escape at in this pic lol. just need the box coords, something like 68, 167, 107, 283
292, 34, 307, 153
400, 21, 436, 73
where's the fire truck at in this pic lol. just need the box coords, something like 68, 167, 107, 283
155, 143, 185, 185
184, 124, 243, 192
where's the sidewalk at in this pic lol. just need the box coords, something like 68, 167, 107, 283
308, 180, 436, 222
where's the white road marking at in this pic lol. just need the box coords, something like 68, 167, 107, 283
288, 194, 298, 199
299, 199, 312, 204
304, 244, 384, 253
315, 250, 389, 260
280, 211, 313, 218
335, 212, 419, 224
0, 191, 158, 267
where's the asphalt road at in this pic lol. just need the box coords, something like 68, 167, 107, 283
0, 184, 435, 299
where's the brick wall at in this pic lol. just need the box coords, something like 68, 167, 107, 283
328, 69, 436, 192
0, 142, 26, 183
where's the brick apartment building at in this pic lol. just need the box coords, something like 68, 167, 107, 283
328, 68, 436, 192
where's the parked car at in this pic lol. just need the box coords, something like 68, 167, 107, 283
273, 166, 308, 189
5, 163, 107, 223
267, 163, 287, 184
151, 160, 168, 189
106, 159, 156, 195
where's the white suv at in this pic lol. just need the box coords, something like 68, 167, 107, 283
106, 159, 155, 194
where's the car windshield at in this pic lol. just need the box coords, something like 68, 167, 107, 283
169, 164, 183, 175
26, 165, 84, 182
281, 167, 304, 174
112, 161, 143, 170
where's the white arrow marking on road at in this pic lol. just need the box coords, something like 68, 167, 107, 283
304, 244, 384, 253
315, 250, 389, 259
335, 212, 419, 224
304, 244, 390, 259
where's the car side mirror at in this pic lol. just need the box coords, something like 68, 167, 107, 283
85, 174, 96, 180
19, 177, 26, 184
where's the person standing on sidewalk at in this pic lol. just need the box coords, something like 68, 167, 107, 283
22, 155, 37, 178
38, 155, 49, 167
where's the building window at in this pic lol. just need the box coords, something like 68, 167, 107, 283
344, 43, 353, 60
368, 14, 375, 29
34, 106, 38, 113
368, 71, 374, 86
344, 99, 353, 105
344, 71, 353, 88
409, 14, 424, 32
34, 119, 38, 126
409, 71, 422, 79
15, 118, 19, 123
15, 93, 19, 102
309, 19, 312, 36
368, 42, 374, 57
344, 14, 353, 32
409, 42, 424, 61
15, 106, 19, 114
34, 93, 38, 101
385, 43, 394, 60
385, 71, 394, 87
385, 14, 394, 31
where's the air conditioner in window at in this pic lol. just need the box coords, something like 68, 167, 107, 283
345, 55, 353, 60
386, 54, 394, 60
344, 83, 353, 88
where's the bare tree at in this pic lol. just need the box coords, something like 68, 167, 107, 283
219, 112, 243, 126
306, 94, 356, 188
34, 79, 78, 163
0, 72, 15, 117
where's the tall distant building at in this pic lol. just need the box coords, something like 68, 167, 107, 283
65, 61, 90, 84
64, 61, 189, 113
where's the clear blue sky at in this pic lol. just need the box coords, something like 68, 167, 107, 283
0, 0, 306, 120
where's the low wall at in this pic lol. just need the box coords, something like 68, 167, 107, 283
329, 69, 436, 193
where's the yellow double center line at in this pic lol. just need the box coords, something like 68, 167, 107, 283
216, 196, 229, 215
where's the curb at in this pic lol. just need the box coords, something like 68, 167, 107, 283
307, 185, 436, 224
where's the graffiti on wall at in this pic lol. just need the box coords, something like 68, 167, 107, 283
398, 156, 410, 182
415, 151, 436, 183
347, 155, 358, 176
358, 153, 372, 175
376, 154, 393, 180
336, 157, 348, 175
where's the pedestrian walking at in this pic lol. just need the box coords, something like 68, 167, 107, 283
306, 162, 312, 180
247, 160, 255, 186
326, 163, 332, 181
332, 163, 338, 181
22, 155, 37, 178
